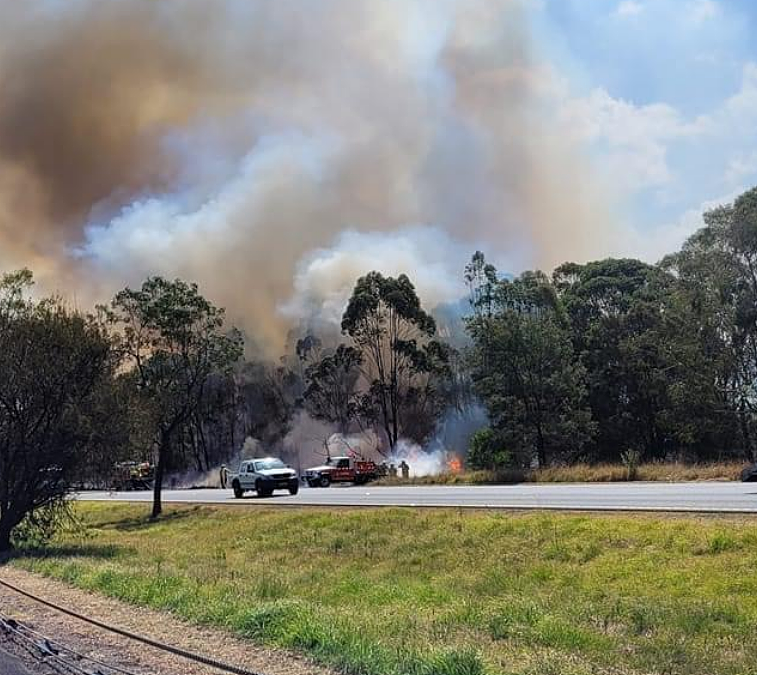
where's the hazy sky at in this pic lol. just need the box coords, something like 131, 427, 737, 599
0, 0, 755, 350
532, 0, 757, 257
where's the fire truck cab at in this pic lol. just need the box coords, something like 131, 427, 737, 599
111, 461, 154, 491
304, 456, 378, 487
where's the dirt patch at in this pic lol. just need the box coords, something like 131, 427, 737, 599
0, 566, 335, 675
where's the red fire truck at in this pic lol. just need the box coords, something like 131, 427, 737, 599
303, 456, 378, 487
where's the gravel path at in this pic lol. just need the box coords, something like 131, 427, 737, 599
0, 566, 335, 675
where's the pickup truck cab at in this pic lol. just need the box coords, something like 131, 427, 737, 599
230, 457, 299, 498
304, 456, 378, 487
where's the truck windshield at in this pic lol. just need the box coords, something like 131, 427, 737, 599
254, 458, 286, 471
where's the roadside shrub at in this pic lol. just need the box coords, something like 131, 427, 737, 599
621, 449, 642, 480
467, 428, 512, 471
11, 501, 81, 550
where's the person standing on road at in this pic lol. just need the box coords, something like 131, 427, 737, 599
400, 460, 410, 479
220, 464, 228, 489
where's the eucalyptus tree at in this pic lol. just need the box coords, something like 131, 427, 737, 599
342, 272, 450, 448
106, 277, 242, 518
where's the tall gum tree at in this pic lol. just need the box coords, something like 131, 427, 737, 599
466, 264, 595, 467
106, 277, 242, 518
341, 272, 450, 449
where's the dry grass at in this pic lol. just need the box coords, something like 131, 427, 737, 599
375, 461, 748, 486
534, 461, 746, 483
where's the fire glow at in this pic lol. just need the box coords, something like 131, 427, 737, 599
448, 456, 463, 474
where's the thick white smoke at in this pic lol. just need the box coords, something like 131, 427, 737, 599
0, 0, 616, 354
281, 227, 469, 327
387, 441, 449, 477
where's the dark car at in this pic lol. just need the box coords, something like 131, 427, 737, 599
741, 464, 757, 482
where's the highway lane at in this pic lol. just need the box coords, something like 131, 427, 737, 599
78, 481, 757, 512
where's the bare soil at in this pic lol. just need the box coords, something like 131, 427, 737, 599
0, 566, 336, 675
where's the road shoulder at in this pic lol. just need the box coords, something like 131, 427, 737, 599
0, 566, 334, 675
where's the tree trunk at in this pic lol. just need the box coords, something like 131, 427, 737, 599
151, 436, 168, 519
740, 410, 757, 462
0, 515, 15, 553
391, 403, 399, 450
535, 423, 547, 468
734, 396, 755, 462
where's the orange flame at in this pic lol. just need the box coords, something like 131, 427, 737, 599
448, 457, 462, 474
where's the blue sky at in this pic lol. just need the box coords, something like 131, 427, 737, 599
526, 0, 757, 258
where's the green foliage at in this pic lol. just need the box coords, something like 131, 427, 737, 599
555, 258, 676, 462
467, 428, 511, 471
465, 187, 757, 465
466, 256, 594, 466
0, 271, 114, 550
660, 185, 757, 461
303, 344, 362, 433
10, 500, 81, 549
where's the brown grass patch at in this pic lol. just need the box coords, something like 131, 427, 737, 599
375, 461, 748, 485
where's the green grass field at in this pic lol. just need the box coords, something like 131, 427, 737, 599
9, 504, 757, 675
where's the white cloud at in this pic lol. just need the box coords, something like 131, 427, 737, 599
614, 1, 644, 18
555, 60, 757, 198
716, 62, 757, 129
626, 189, 743, 262
688, 0, 720, 24
725, 152, 757, 186
558, 89, 697, 192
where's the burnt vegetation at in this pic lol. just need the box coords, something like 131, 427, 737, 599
4, 186, 757, 547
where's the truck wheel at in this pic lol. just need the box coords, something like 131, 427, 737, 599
256, 480, 273, 498
307, 479, 317, 488
232, 481, 243, 499
319, 475, 331, 488
289, 483, 299, 496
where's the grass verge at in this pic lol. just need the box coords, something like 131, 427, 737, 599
8, 504, 757, 675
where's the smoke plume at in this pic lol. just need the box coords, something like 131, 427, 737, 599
0, 0, 613, 353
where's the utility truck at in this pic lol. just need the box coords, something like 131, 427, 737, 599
111, 461, 154, 491
229, 457, 299, 498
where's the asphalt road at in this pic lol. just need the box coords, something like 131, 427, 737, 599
78, 481, 757, 512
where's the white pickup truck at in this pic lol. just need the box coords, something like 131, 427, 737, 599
229, 457, 299, 498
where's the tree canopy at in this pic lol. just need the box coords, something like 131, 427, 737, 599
0, 271, 114, 550
342, 272, 450, 449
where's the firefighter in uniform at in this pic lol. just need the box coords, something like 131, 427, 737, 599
220, 464, 228, 489
399, 460, 410, 479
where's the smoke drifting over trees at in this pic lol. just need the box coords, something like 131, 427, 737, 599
0, 0, 615, 355
4, 183, 757, 546
5, 1, 757, 545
